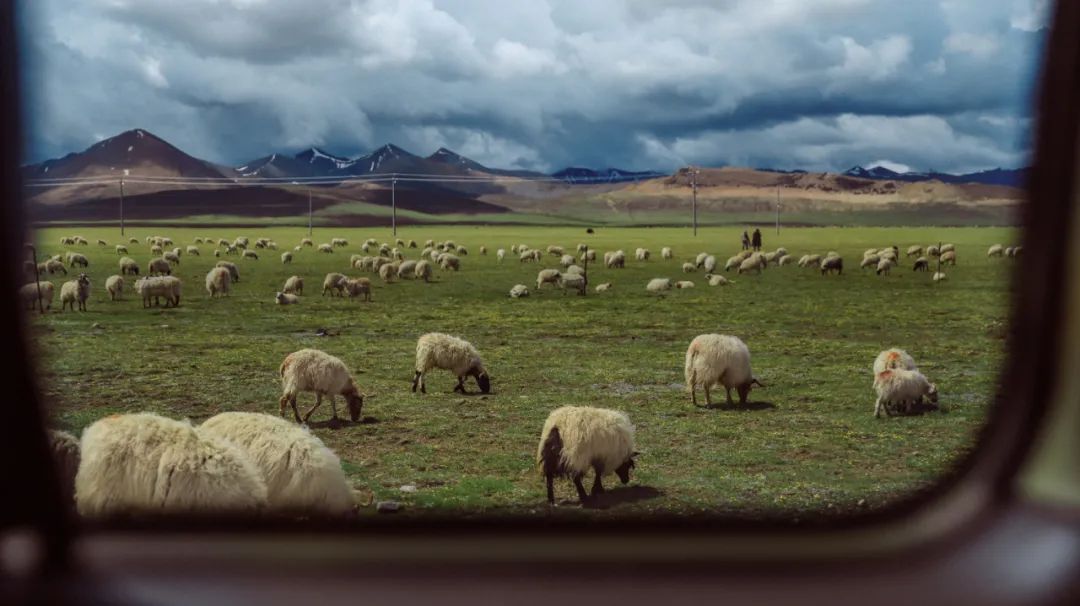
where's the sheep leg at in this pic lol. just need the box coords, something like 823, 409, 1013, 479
874, 397, 883, 418
546, 472, 556, 505
572, 475, 590, 506
590, 465, 605, 496
454, 376, 466, 393
411, 371, 423, 393
302, 393, 323, 423
725, 387, 734, 408
704, 385, 712, 407
289, 397, 303, 424
690, 385, 697, 407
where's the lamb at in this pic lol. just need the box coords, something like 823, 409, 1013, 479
684, 333, 764, 407
510, 284, 530, 298
661, 247, 673, 259
242, 250, 258, 260
439, 254, 461, 271
558, 273, 586, 295
343, 278, 372, 301
205, 266, 231, 297
594, 282, 612, 292
675, 280, 695, 289
412, 332, 491, 394
278, 349, 365, 426
135, 276, 182, 308
115, 244, 128, 255
322, 272, 347, 296
933, 272, 947, 282
281, 251, 293, 264
318, 244, 334, 253
186, 245, 200, 256
913, 257, 929, 271
635, 248, 650, 261
820, 256, 843, 275
876, 257, 895, 276
199, 412, 355, 515
646, 278, 672, 293
682, 262, 697, 273
941, 250, 957, 265
48, 429, 80, 506
20, 281, 55, 310
283, 275, 303, 295
874, 368, 938, 417
60, 273, 91, 312
537, 406, 636, 506
415, 260, 434, 282
275, 292, 300, 305
105, 275, 124, 301
705, 274, 731, 286
536, 268, 561, 289
215, 261, 240, 282
75, 412, 268, 516
397, 260, 418, 279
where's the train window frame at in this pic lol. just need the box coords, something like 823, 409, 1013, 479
1, 1, 1078, 601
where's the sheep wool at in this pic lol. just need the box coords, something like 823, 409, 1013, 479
276, 292, 300, 305
874, 368, 938, 418
60, 274, 91, 312
684, 334, 763, 407
675, 280, 695, 289
322, 272, 347, 296
933, 271, 947, 282
558, 273, 586, 294
105, 275, 124, 301
199, 412, 354, 515
283, 275, 303, 295
279, 349, 364, 424
536, 406, 636, 505
20, 281, 55, 310
412, 332, 490, 394
119, 256, 139, 275
49, 429, 80, 506
135, 276, 182, 308
205, 266, 231, 297
415, 260, 434, 282
873, 349, 917, 376
661, 247, 673, 259
75, 413, 268, 516
646, 278, 672, 292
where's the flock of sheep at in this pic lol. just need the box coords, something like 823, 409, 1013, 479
31, 230, 998, 514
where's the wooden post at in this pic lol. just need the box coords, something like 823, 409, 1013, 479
691, 168, 698, 237
582, 244, 588, 297
29, 245, 43, 314
391, 174, 398, 237
308, 189, 313, 236
119, 178, 125, 236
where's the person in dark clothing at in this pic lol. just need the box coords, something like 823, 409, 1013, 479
751, 228, 762, 251
741, 231, 750, 251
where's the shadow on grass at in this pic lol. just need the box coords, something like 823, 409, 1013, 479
589, 485, 662, 509
307, 415, 379, 430
700, 400, 778, 411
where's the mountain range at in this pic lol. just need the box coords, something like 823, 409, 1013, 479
841, 165, 1028, 188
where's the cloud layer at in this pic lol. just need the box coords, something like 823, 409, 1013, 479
19, 0, 1047, 173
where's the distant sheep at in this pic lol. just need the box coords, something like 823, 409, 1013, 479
558, 273, 586, 295
913, 257, 929, 272
135, 276, 182, 308
537, 406, 637, 506
412, 332, 491, 394
119, 257, 139, 276
874, 368, 938, 418
397, 260, 418, 279
318, 244, 334, 253
537, 269, 561, 289
820, 256, 843, 275
105, 275, 124, 301
331, 238, 348, 247
737, 254, 764, 275
343, 278, 372, 301
205, 266, 231, 297
860, 254, 880, 270
778, 255, 793, 266
907, 245, 923, 257
695, 252, 708, 268
675, 280, 695, 289
275, 292, 300, 305
43, 259, 67, 275
702, 255, 717, 272
283, 275, 303, 295
661, 247, 673, 259
682, 262, 696, 273
163, 251, 181, 265
75, 413, 267, 516
605, 250, 626, 269
565, 264, 584, 276
497, 249, 506, 262
378, 262, 397, 282
242, 250, 258, 260
594, 282, 612, 292
281, 251, 293, 264
684, 333, 763, 407
199, 412, 354, 515
186, 245, 200, 256
646, 278, 672, 293
115, 245, 128, 255
60, 273, 91, 312
941, 250, 957, 265
933, 272, 947, 282
301, 238, 313, 247
322, 272, 347, 296
510, 284, 530, 298
415, 260, 433, 282
927, 245, 941, 257
68, 253, 89, 268
279, 349, 365, 425
560, 254, 576, 267
724, 256, 741, 272
635, 248, 650, 261
705, 274, 731, 286
439, 254, 461, 271
940, 243, 955, 253
215, 261, 239, 283
876, 257, 895, 276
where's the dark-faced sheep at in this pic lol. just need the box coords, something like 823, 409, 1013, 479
537, 406, 637, 506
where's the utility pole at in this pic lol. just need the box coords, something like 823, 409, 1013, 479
775, 185, 780, 236
391, 174, 398, 237
29, 245, 43, 315
690, 167, 699, 237
119, 177, 125, 236
308, 189, 313, 236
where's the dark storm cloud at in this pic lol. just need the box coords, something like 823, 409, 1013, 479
19, 0, 1048, 173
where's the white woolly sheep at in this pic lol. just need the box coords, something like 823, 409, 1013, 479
242, 250, 258, 261
605, 250, 626, 269
927, 245, 941, 257
737, 255, 764, 274
940, 243, 955, 253
933, 271, 947, 282
778, 254, 794, 266
558, 273, 586, 295
876, 257, 895, 276
661, 247, 673, 259
43, 259, 67, 275
68, 252, 89, 268
702, 255, 717, 272
907, 245, 923, 257
497, 248, 506, 262
279, 349, 365, 426
565, 264, 584, 276
705, 274, 731, 286
440, 254, 461, 271
582, 249, 597, 262
318, 243, 333, 253
684, 333, 764, 407
594, 282, 612, 292
537, 406, 637, 506
276, 292, 300, 305
115, 245, 128, 255
724, 256, 741, 272
135, 276, 182, 308
331, 237, 348, 248
322, 272, 347, 296
186, 245, 200, 256
913, 257, 930, 271
301, 238, 313, 247
537, 268, 561, 289
215, 261, 239, 282
281, 251, 293, 264
682, 262, 697, 273
378, 262, 397, 282
283, 275, 303, 295
60, 273, 91, 312
205, 266, 231, 297
75, 412, 268, 516
415, 260, 433, 282
343, 278, 372, 301
510, 284, 530, 298
873, 348, 917, 376
547, 245, 565, 256
397, 260, 418, 279
200, 412, 354, 515
860, 254, 880, 270
695, 252, 708, 267
412, 332, 491, 394
820, 256, 843, 275
675, 280, 695, 289
941, 250, 957, 265
105, 275, 124, 301
874, 368, 938, 417
635, 248, 650, 261
150, 244, 163, 255
20, 281, 55, 310
163, 251, 181, 265
560, 254, 576, 267
646, 278, 672, 293
49, 429, 80, 505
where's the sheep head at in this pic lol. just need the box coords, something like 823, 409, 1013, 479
476, 371, 491, 394
345, 391, 364, 423
737, 377, 765, 405
615, 453, 637, 484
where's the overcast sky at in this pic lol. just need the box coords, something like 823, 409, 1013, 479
19, 0, 1048, 173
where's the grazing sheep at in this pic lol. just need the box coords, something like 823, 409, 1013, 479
661, 247, 673, 259
129, 237, 138, 244
44, 259, 67, 275
927, 245, 941, 257
439, 254, 461, 271
205, 266, 231, 297
186, 246, 200, 256
163, 251, 181, 266
873, 349, 917, 376
820, 256, 843, 275
510, 284, 530, 298
724, 256, 741, 272
105, 275, 124, 301
75, 413, 268, 516
547, 245, 565, 257
281, 251, 293, 264
115, 245, 128, 255
774, 247, 788, 257
635, 248, 650, 261
199, 413, 354, 515
283, 275, 303, 295
225, 245, 238, 255
913, 257, 929, 272
60, 273, 91, 312
558, 273, 586, 295
278, 349, 365, 426
646, 278, 672, 293
241, 250, 258, 261
684, 333, 764, 407
940, 243, 955, 253
537, 406, 637, 505
322, 273, 347, 296
763, 251, 779, 266
20, 281, 55, 310
331, 238, 348, 248
778, 254, 794, 266
705, 274, 731, 286
301, 238, 313, 247
119, 257, 139, 276
737, 254, 764, 275
415, 260, 433, 282
876, 257, 895, 276
343, 278, 372, 301
215, 261, 240, 283
560, 254, 576, 267
497, 249, 506, 262
605, 250, 626, 269
907, 245, 923, 257
695, 252, 708, 268
933, 272, 947, 282
68, 253, 89, 268
275, 292, 300, 305
1004, 246, 1015, 257
412, 332, 491, 394
409, 239, 418, 249
702, 255, 717, 272
397, 260, 418, 279
595, 282, 612, 292
682, 262, 696, 273
582, 249, 597, 262
318, 244, 334, 253
874, 368, 938, 417
941, 250, 957, 265
134, 276, 182, 308
536, 268, 561, 289
799, 254, 822, 268
478, 245, 487, 255
48, 429, 80, 506
675, 280, 695, 289
150, 245, 163, 256
1010, 246, 1023, 257
378, 262, 397, 283
860, 254, 880, 270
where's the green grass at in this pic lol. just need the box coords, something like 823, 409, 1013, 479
28, 225, 1015, 518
